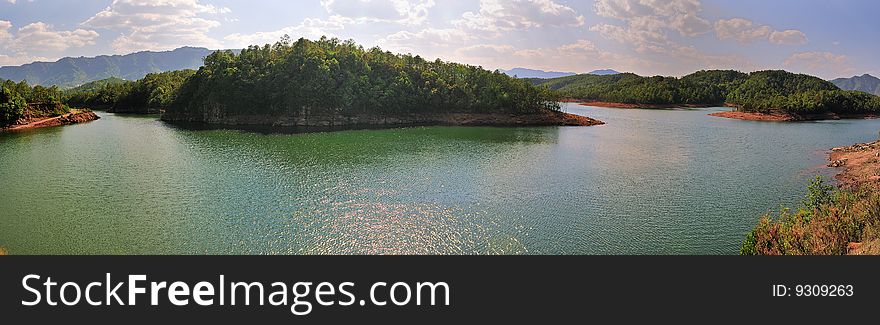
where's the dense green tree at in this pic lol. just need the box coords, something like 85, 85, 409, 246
1, 79, 69, 127
65, 70, 194, 113
1, 83, 27, 125
167, 36, 559, 121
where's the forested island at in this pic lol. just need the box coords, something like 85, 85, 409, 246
1, 79, 98, 131
159, 37, 600, 129
56, 37, 601, 129
534, 70, 880, 121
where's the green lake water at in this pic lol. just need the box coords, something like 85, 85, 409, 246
3, 103, 880, 254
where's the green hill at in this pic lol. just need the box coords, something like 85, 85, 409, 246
164, 37, 560, 124
66, 70, 194, 114
536, 70, 880, 114
65, 77, 129, 94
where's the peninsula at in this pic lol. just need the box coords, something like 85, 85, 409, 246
2, 80, 99, 132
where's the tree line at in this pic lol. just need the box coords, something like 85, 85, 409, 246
65, 70, 195, 113
1, 79, 69, 126
166, 36, 560, 121
537, 70, 880, 114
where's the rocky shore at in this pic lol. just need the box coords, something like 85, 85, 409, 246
827, 140, 880, 255
161, 110, 604, 130
709, 111, 796, 121
1, 110, 100, 132
828, 140, 880, 190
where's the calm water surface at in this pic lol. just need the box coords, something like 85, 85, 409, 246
2, 103, 880, 254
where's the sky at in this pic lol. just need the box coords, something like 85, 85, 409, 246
1, 0, 878, 79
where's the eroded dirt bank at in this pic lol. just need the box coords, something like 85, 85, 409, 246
2, 110, 100, 132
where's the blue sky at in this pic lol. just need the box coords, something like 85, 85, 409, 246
1, 0, 877, 79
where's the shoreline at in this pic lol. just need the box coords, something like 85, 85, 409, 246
572, 100, 717, 109
709, 111, 796, 121
1, 110, 100, 132
827, 141, 880, 255
562, 99, 880, 122
828, 140, 880, 190
711, 111, 879, 122
161, 111, 605, 131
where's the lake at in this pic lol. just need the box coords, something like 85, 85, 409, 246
2, 103, 880, 254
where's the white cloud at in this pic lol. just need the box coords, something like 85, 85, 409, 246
223, 0, 436, 49
455, 44, 515, 58
11, 22, 99, 53
0, 20, 12, 42
590, 22, 664, 46
377, 0, 745, 76
320, 0, 435, 25
0, 20, 99, 66
672, 12, 711, 37
715, 18, 807, 45
588, 0, 751, 74
0, 54, 50, 67
593, 0, 711, 38
784, 51, 855, 78
378, 28, 474, 56
769, 29, 807, 45
224, 16, 352, 48
84, 0, 224, 53
501, 39, 655, 74
558, 39, 597, 52
455, 0, 585, 33
714, 18, 771, 43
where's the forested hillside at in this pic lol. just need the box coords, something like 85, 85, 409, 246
537, 70, 880, 114
725, 71, 880, 114
66, 70, 195, 114
164, 37, 560, 123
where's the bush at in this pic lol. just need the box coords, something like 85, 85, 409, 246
1, 85, 27, 125
741, 177, 880, 255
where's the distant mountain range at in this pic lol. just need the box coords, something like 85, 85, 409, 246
502, 68, 576, 79
831, 74, 880, 96
502, 68, 620, 79
0, 47, 216, 88
588, 69, 620, 76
